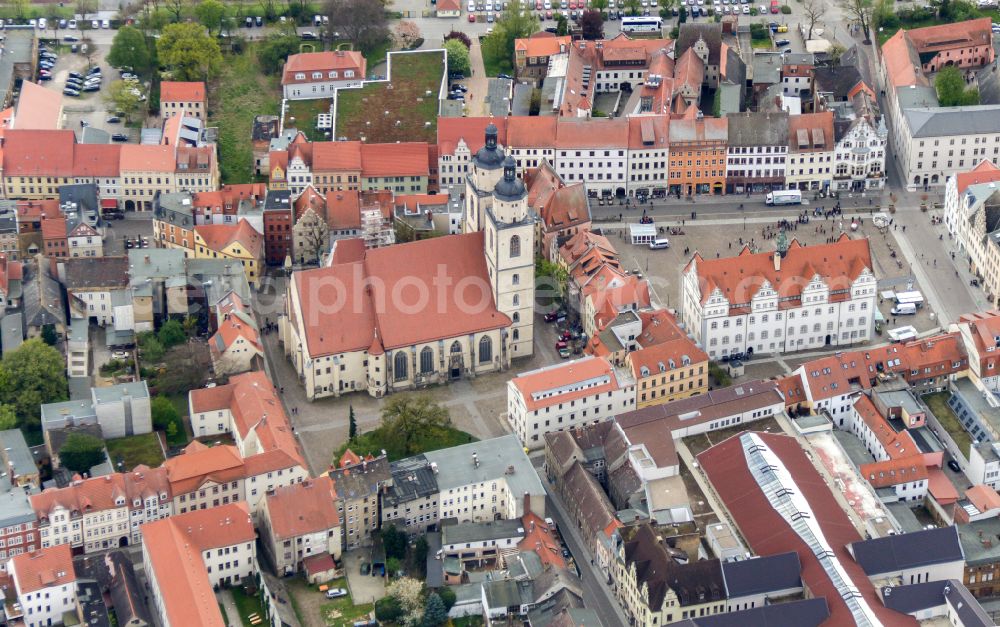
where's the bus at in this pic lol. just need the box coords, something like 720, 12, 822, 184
621, 16, 663, 33
765, 189, 803, 206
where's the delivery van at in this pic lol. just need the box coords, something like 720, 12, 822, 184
649, 238, 670, 250
891, 303, 917, 315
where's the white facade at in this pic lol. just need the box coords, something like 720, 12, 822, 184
895, 108, 1000, 190
12, 579, 75, 627
833, 117, 887, 191
506, 359, 636, 447
725, 145, 788, 185
67, 231, 102, 258
69, 289, 120, 326
968, 443, 1000, 490
786, 149, 835, 191
283, 75, 363, 100
201, 538, 256, 588
681, 264, 878, 360
627, 146, 670, 193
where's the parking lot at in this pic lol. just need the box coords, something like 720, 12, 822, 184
35, 32, 143, 142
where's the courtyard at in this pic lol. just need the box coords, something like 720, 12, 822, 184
334, 50, 444, 144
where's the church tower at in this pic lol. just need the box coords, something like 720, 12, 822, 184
483, 156, 535, 357
463, 123, 505, 234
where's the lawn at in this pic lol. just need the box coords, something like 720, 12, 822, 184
482, 42, 513, 77
923, 392, 973, 459
231, 587, 266, 627
211, 45, 281, 184
105, 433, 165, 470
335, 424, 478, 462
319, 579, 375, 627
164, 393, 191, 447
286, 98, 333, 142
335, 50, 444, 144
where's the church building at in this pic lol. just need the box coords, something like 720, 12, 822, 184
280, 124, 536, 399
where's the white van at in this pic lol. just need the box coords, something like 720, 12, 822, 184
649, 238, 670, 250
891, 303, 917, 316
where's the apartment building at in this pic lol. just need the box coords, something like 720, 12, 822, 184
40, 381, 152, 440
436, 115, 669, 198
958, 310, 1000, 391
281, 50, 366, 100
507, 355, 636, 447
31, 468, 171, 553
142, 503, 256, 627
786, 111, 835, 191
668, 115, 727, 196
380, 455, 440, 535
6, 545, 76, 627
192, 219, 264, 285
63, 256, 128, 325
159, 81, 206, 119
327, 450, 390, 550
881, 19, 999, 190
259, 476, 341, 575
0, 253, 23, 311
945, 161, 1000, 306
627, 334, 709, 409
263, 189, 293, 266
0, 478, 37, 570
681, 235, 877, 359
848, 394, 929, 505
725, 111, 789, 194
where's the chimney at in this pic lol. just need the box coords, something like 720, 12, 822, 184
472, 452, 479, 468
773, 253, 781, 271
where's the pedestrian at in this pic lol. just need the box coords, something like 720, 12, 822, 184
280, 386, 284, 394
903, 225, 906, 232
729, 242, 732, 249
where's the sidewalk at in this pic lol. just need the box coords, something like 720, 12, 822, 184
216, 589, 243, 627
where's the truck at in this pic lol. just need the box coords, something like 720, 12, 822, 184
893, 290, 925, 308
765, 189, 802, 206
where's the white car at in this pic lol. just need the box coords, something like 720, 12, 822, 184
68, 19, 77, 28
102, 19, 110, 28
91, 19, 99, 28
468, 1, 476, 9
742, 4, 749, 12
37, 17, 46, 29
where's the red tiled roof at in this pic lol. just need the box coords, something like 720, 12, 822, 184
210, 314, 262, 360
325, 190, 361, 229
282, 51, 366, 86
955, 160, 1000, 195
697, 432, 917, 627
40, 217, 66, 241
15, 81, 63, 130
515, 34, 573, 57
195, 219, 263, 259
966, 484, 1000, 512
9, 545, 75, 594
265, 476, 339, 539
906, 17, 993, 53
628, 335, 707, 380
511, 356, 623, 413
160, 81, 206, 103
31, 467, 169, 521
788, 111, 835, 153
142, 503, 253, 627
2, 130, 75, 176
686, 234, 872, 311
860, 454, 927, 488
74, 144, 122, 177
120, 144, 175, 173
854, 394, 920, 460
313, 141, 363, 171
518, 510, 566, 568
293, 232, 509, 356
0, 255, 22, 295
437, 117, 510, 156
163, 444, 245, 495
360, 142, 429, 178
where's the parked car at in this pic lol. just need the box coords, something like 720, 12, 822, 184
555, 340, 568, 350
245, 16, 253, 27
449, 71, 465, 80
774, 38, 790, 46
38, 18, 47, 29
101, 19, 111, 28
92, 20, 100, 29
68, 19, 77, 29
81, 84, 99, 92
947, 459, 962, 472
447, 92, 464, 100
64, 35, 79, 42
325, 588, 348, 599
468, 13, 477, 21
544, 311, 560, 322
498, 73, 512, 79
451, 84, 467, 92
63, 88, 81, 96
88, 66, 102, 75
106, 116, 121, 123
111, 133, 129, 142
112, 350, 130, 360
558, 347, 572, 358
38, 73, 52, 81
301, 31, 318, 40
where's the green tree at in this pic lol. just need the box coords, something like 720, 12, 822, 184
374, 596, 404, 623
257, 29, 301, 74
0, 339, 67, 432
157, 22, 223, 80
438, 587, 457, 612
348, 405, 358, 442
157, 319, 187, 349
76, 0, 98, 19
443, 30, 472, 47
413, 536, 429, 576
379, 395, 451, 457
11, 0, 27, 20
554, 13, 568, 35
935, 65, 980, 106
104, 80, 144, 123
0, 405, 16, 431
195, 0, 226, 35
657, 0, 674, 17
324, 0, 390, 53
385, 556, 402, 577
422, 593, 447, 627
108, 27, 152, 74
443, 39, 471, 76
40, 324, 58, 346
591, 0, 608, 13
138, 332, 166, 363
182, 315, 200, 337
536, 257, 569, 300
382, 524, 407, 560
580, 9, 604, 39
483, 0, 539, 73
151, 395, 180, 431
165, 0, 186, 22
60, 433, 106, 474
624, 0, 641, 15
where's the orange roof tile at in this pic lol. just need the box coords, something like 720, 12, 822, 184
515, 33, 573, 57
325, 190, 361, 229
955, 160, 1000, 195
73, 144, 122, 177
31, 467, 169, 521
3, 130, 75, 176
195, 219, 263, 259
775, 373, 806, 406
687, 234, 872, 310
40, 216, 66, 241
854, 395, 920, 460
313, 141, 363, 171
788, 111, 836, 153
142, 503, 253, 627
967, 484, 1000, 512
120, 144, 175, 173
628, 336, 708, 380
860, 454, 927, 488
15, 81, 63, 130
282, 51, 366, 86
511, 356, 625, 413
163, 444, 245, 495
210, 314, 263, 360
881, 31, 928, 88
9, 545, 75, 594
265, 476, 340, 539
293, 232, 509, 355
437, 117, 510, 156
360, 142, 429, 178
160, 81, 206, 103
518, 510, 566, 569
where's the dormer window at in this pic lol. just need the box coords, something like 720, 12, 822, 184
328, 71, 338, 79
345, 70, 354, 78
294, 72, 305, 80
